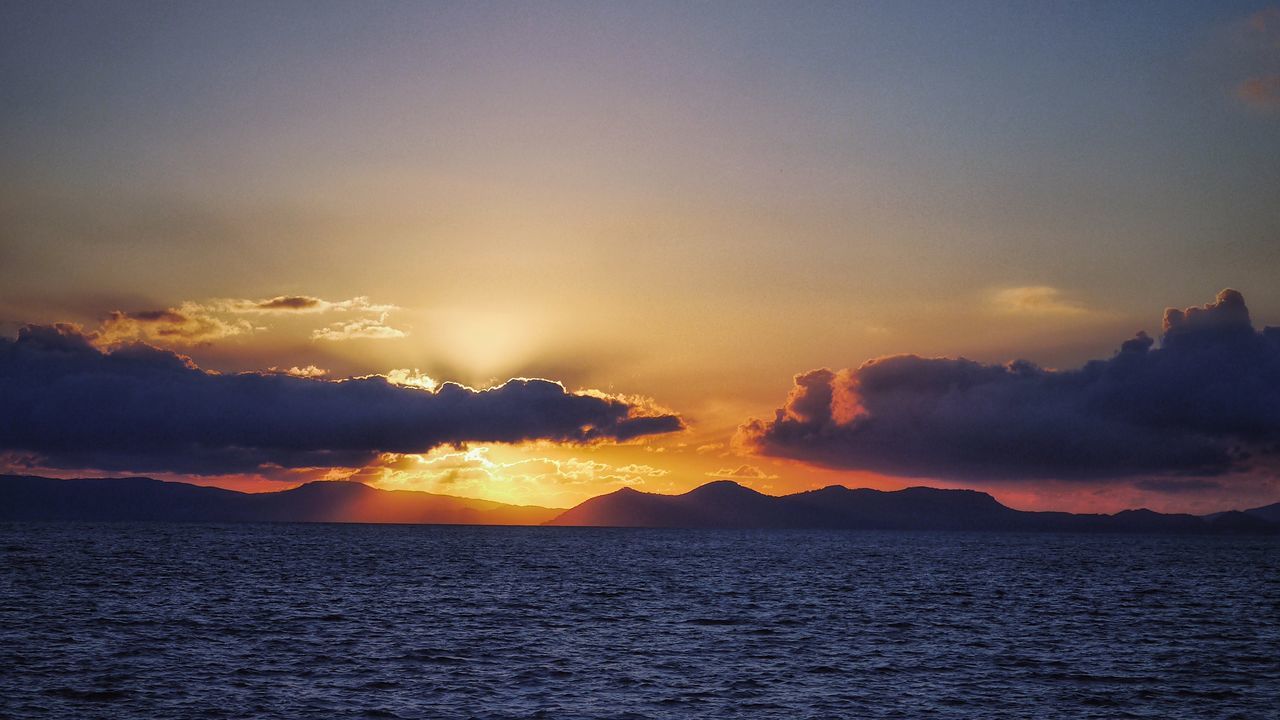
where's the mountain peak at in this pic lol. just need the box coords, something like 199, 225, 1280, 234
287, 480, 374, 495
682, 480, 766, 498
543, 480, 1275, 533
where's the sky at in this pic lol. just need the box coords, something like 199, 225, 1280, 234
2, 1, 1279, 513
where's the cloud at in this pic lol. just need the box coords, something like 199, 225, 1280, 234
1233, 8, 1280, 111
1132, 478, 1224, 494
739, 289, 1280, 483
210, 294, 408, 341
1237, 75, 1280, 110
382, 368, 438, 391
210, 295, 398, 315
270, 365, 329, 378
87, 294, 404, 348
989, 286, 1089, 316
241, 295, 324, 312
96, 304, 253, 346
312, 317, 407, 341
706, 464, 778, 480
0, 325, 684, 475
615, 463, 669, 477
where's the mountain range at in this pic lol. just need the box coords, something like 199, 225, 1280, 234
548, 480, 1280, 534
0, 475, 559, 525
2, 475, 1278, 534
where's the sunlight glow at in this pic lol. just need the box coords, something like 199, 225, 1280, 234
430, 309, 544, 380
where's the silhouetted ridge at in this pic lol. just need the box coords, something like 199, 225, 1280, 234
680, 480, 766, 499
5, 475, 1276, 533
1207, 510, 1278, 535
0, 475, 560, 525
546, 481, 1278, 534
1241, 501, 1280, 523
778, 485, 1020, 530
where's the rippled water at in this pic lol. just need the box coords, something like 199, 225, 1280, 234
2, 524, 1278, 719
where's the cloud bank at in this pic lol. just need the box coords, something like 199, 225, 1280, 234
0, 325, 683, 475
91, 295, 406, 347
739, 290, 1280, 482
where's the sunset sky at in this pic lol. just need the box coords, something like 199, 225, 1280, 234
3, 2, 1279, 513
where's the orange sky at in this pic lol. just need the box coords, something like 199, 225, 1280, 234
3, 3, 1280, 515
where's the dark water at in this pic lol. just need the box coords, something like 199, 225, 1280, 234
1, 525, 1277, 719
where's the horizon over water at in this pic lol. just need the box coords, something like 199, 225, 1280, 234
2, 524, 1278, 719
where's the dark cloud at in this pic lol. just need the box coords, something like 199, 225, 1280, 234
1133, 478, 1224, 494
739, 290, 1280, 483
254, 295, 322, 311
120, 309, 186, 323
0, 325, 683, 475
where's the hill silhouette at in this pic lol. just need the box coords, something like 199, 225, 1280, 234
4, 475, 1277, 533
1240, 501, 1280, 524
0, 475, 559, 525
548, 481, 1278, 534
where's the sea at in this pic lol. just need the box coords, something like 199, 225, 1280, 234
1, 524, 1277, 719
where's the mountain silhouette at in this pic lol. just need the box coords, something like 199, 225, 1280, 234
1240, 501, 1280, 524
548, 481, 1278, 534
4, 475, 1277, 533
0, 475, 559, 525
553, 480, 784, 528
1201, 500, 1280, 527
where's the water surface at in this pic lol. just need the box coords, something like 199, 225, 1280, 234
2, 524, 1277, 718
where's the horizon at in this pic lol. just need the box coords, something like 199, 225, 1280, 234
4, 4, 1279, 718
4, 2, 1280, 516
8, 473, 1277, 518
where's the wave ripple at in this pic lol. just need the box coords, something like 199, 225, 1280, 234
2, 524, 1277, 719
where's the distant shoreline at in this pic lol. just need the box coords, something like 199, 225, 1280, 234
4, 475, 1277, 535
